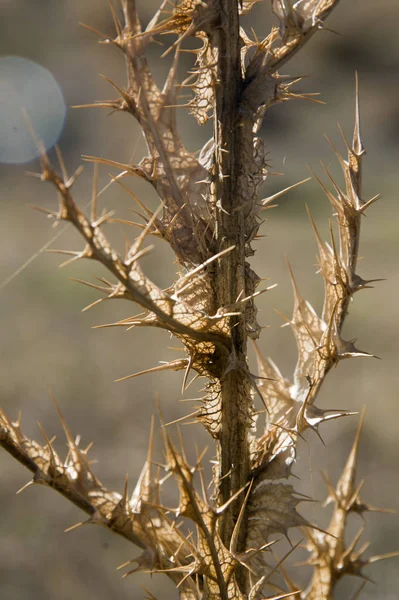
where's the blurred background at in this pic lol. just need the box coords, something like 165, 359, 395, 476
1, 1, 398, 598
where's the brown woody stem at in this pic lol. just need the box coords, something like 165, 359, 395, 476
212, 0, 251, 586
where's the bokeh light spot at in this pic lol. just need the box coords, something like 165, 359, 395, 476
0, 56, 66, 164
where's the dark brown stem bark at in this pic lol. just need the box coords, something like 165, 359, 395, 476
212, 0, 251, 587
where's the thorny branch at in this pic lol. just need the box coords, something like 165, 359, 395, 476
1, 1, 396, 599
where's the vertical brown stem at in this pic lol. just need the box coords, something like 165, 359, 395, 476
212, 0, 251, 586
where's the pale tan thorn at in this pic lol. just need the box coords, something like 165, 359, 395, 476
79, 21, 113, 42
21, 108, 46, 158
91, 164, 99, 223
176, 425, 189, 467
110, 217, 159, 235
178, 48, 199, 55
305, 204, 327, 253
163, 410, 201, 428
69, 277, 110, 294
82, 442, 93, 456
98, 74, 134, 109
230, 480, 253, 554
141, 587, 159, 600
107, 0, 123, 38
124, 244, 154, 267
162, 42, 180, 98
82, 297, 108, 313
195, 445, 209, 503
164, 203, 188, 236
274, 307, 291, 326
163, 102, 192, 109
286, 257, 303, 303
46, 248, 80, 257
262, 587, 301, 599
336, 407, 366, 499
286, 260, 320, 347
64, 520, 87, 533
92, 319, 143, 331
127, 208, 149, 224
352, 581, 368, 599
264, 540, 303, 590
16, 480, 34, 495
237, 285, 277, 306
359, 193, 382, 214
92, 207, 115, 227
66, 165, 85, 190
289, 92, 325, 105
324, 134, 348, 171
215, 481, 250, 517
83, 156, 144, 179
145, 0, 171, 33
36, 421, 57, 467
95, 275, 116, 287
49, 390, 76, 448
71, 102, 118, 110
116, 557, 136, 571
352, 72, 365, 156
320, 160, 347, 201
181, 356, 193, 394
295, 379, 321, 440
138, 416, 156, 506
343, 526, 366, 560
113, 178, 155, 220
308, 165, 341, 208
25, 171, 45, 180
329, 221, 350, 292
92, 314, 147, 329
127, 203, 163, 260
115, 358, 189, 382
360, 502, 396, 515
174, 245, 236, 297
55, 145, 69, 183
174, 564, 198, 589
268, 418, 305, 443
334, 120, 354, 160
161, 26, 193, 59
57, 253, 86, 269
121, 473, 129, 508
366, 550, 399, 565
274, 552, 300, 596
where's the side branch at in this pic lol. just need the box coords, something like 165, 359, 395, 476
37, 152, 231, 359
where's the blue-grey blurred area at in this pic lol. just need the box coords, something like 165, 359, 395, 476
0, 56, 66, 164
1, 1, 398, 599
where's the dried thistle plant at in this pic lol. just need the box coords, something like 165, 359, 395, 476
1, 1, 397, 598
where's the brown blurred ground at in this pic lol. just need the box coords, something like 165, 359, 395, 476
1, 1, 399, 599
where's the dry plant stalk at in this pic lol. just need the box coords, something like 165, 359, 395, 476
1, 1, 396, 598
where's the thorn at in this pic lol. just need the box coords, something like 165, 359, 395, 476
55, 145, 69, 183
107, 0, 123, 38
353, 72, 365, 157
91, 164, 99, 223
163, 410, 201, 427
115, 359, 189, 383
49, 390, 76, 449
260, 177, 311, 209
79, 21, 114, 42
16, 480, 34, 495
367, 550, 399, 565
64, 520, 87, 533
359, 193, 382, 214
230, 480, 253, 554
